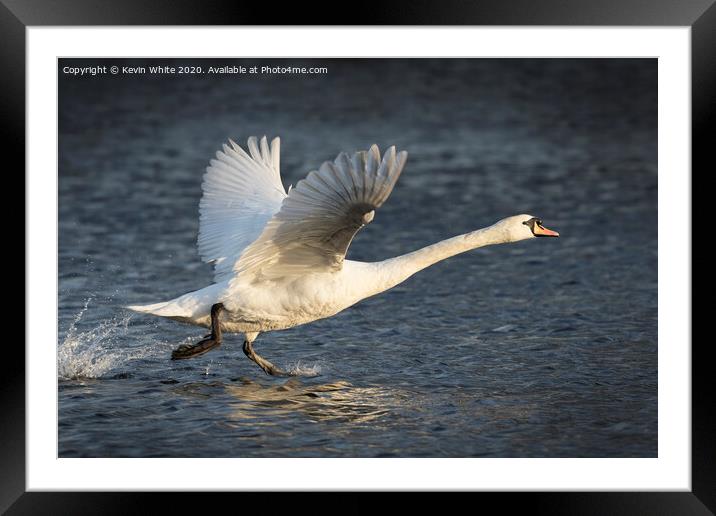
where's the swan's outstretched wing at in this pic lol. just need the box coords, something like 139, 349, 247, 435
197, 136, 287, 282
232, 145, 407, 280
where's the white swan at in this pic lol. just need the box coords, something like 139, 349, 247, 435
128, 136, 559, 375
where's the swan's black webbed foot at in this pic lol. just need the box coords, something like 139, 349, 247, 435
242, 339, 290, 376
171, 337, 220, 360
171, 304, 224, 360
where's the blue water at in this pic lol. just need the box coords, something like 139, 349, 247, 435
58, 58, 657, 457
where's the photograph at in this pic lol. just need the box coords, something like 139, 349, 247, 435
57, 57, 657, 458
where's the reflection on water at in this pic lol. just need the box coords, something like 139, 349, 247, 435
224, 379, 393, 424
172, 378, 398, 425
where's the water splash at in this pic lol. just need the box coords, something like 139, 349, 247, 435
58, 298, 149, 380
286, 361, 322, 378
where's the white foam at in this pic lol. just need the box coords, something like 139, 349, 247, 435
57, 298, 150, 380
285, 361, 322, 378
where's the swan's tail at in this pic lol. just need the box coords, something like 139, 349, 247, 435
125, 300, 178, 317
124, 299, 206, 327
125, 283, 223, 324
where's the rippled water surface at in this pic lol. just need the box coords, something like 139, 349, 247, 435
59, 58, 657, 457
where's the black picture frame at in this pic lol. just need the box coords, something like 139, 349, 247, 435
7, 0, 707, 512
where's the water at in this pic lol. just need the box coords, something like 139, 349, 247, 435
58, 58, 657, 457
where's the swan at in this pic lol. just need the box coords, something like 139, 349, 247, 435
127, 136, 559, 376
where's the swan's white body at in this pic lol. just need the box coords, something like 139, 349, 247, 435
129, 226, 518, 334
128, 136, 556, 350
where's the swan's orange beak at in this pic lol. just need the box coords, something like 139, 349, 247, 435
534, 224, 559, 237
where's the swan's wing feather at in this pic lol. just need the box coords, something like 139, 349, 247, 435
197, 136, 287, 282
232, 145, 407, 280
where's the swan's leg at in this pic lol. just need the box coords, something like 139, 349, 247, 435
242, 333, 289, 377
171, 303, 224, 360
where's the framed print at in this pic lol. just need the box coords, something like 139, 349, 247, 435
9, 0, 708, 512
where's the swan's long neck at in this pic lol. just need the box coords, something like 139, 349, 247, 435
365, 223, 513, 296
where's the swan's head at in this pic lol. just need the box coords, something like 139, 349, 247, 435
496, 214, 560, 242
